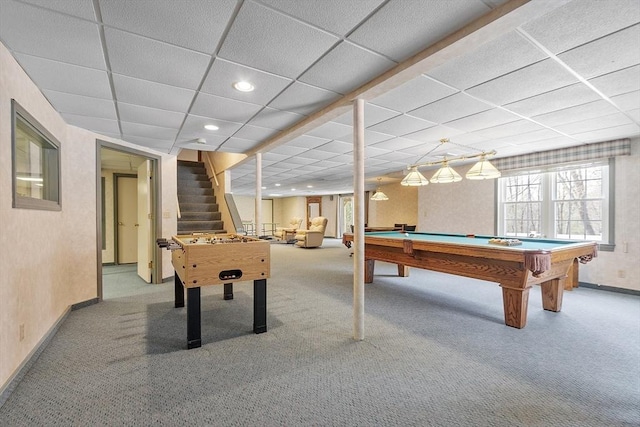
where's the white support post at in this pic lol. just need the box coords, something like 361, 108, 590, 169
353, 98, 365, 341
255, 153, 262, 238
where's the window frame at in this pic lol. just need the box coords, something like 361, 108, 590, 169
497, 159, 614, 251
11, 99, 62, 211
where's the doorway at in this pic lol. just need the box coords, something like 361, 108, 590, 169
97, 142, 161, 300
305, 196, 322, 228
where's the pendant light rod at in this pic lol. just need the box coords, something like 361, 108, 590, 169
406, 149, 497, 171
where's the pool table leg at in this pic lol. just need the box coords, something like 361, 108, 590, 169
501, 286, 530, 329
365, 260, 375, 283
397, 264, 409, 277
223, 283, 234, 300
541, 278, 564, 312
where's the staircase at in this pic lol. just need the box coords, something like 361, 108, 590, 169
177, 160, 226, 234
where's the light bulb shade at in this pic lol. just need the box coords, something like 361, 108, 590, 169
370, 189, 389, 201
430, 163, 462, 183
465, 158, 501, 180
401, 167, 429, 186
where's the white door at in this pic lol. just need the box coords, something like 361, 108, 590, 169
117, 177, 138, 264
137, 160, 152, 283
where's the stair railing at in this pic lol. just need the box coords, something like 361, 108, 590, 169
204, 155, 220, 187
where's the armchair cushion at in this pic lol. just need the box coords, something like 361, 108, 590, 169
274, 217, 302, 240
295, 217, 328, 248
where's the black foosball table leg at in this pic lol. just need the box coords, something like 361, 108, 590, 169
223, 283, 234, 300
174, 272, 184, 308
187, 287, 201, 349
253, 279, 267, 334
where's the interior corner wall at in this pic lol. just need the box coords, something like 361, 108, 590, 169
0, 43, 99, 390
0, 41, 179, 392
368, 184, 418, 228
322, 195, 337, 237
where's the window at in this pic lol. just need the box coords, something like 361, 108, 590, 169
498, 161, 612, 247
12, 100, 61, 210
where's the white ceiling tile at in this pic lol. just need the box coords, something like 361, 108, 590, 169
61, 113, 120, 135
297, 150, 339, 161
348, 0, 491, 62
218, 1, 339, 78
504, 83, 601, 117
369, 75, 458, 113
219, 137, 261, 153
14, 54, 112, 99
570, 123, 640, 142
307, 121, 353, 140
121, 121, 177, 140
124, 136, 174, 152
315, 141, 353, 154
403, 124, 467, 144
490, 129, 564, 146
269, 145, 308, 156
0, 1, 104, 69
475, 120, 546, 139
268, 82, 340, 115
191, 93, 263, 123
105, 27, 211, 89
22, 0, 96, 20
444, 108, 521, 132
427, 31, 547, 90
335, 129, 394, 145
178, 136, 228, 152
368, 114, 436, 136
112, 74, 195, 112
299, 41, 396, 94
43, 90, 116, 120
467, 59, 579, 106
521, 0, 640, 54
532, 100, 621, 128
247, 107, 305, 130
369, 137, 426, 151
234, 124, 279, 142
286, 134, 332, 149
626, 108, 640, 122
408, 92, 492, 123
333, 103, 400, 127
260, 0, 385, 35
554, 112, 634, 135
99, 0, 237, 54
558, 24, 640, 79
611, 91, 640, 111
117, 102, 184, 129
588, 65, 640, 98
200, 58, 293, 104
179, 114, 243, 138
262, 152, 291, 162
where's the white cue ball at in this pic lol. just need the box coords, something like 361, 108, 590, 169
404, 232, 409, 237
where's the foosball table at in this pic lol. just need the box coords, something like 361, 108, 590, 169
158, 233, 270, 349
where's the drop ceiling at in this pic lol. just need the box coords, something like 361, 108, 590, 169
1, 0, 639, 197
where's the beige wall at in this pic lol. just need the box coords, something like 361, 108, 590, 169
368, 184, 418, 228
0, 42, 177, 392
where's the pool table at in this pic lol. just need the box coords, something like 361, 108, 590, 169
342, 231, 597, 329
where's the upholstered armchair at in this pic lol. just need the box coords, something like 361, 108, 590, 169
274, 217, 302, 242
294, 217, 328, 248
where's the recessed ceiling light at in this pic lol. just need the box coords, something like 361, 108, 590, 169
204, 124, 219, 131
306, 185, 313, 188
291, 188, 296, 191
261, 186, 266, 190
275, 183, 281, 187
233, 81, 254, 92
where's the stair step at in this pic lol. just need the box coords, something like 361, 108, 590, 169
178, 179, 212, 189
180, 212, 221, 221
180, 203, 219, 212
178, 220, 225, 232
178, 195, 216, 204
179, 186, 214, 196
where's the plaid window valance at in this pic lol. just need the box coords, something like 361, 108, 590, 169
492, 138, 631, 172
